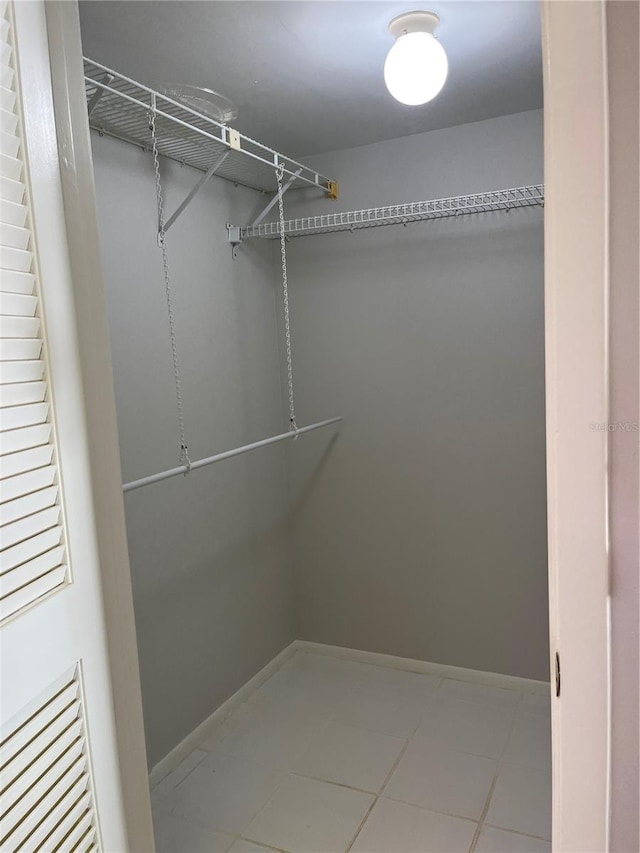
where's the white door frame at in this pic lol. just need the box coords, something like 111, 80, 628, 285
41, 1, 613, 850
39, 2, 155, 850
542, 1, 610, 850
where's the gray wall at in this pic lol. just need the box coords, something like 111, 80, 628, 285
92, 108, 549, 769
284, 110, 549, 680
91, 134, 294, 768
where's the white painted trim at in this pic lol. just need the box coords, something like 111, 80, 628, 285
42, 4, 154, 851
542, 2, 611, 850
148, 642, 298, 788
295, 641, 550, 695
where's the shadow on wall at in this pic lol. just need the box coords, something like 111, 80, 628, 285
132, 515, 293, 769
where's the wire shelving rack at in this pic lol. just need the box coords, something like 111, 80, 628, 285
238, 184, 545, 240
83, 58, 334, 195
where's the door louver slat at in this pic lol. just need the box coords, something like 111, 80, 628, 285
0, 400, 48, 432
55, 811, 95, 853
0, 176, 23, 206
0, 669, 100, 851
0, 268, 34, 293
1, 422, 52, 456
0, 337, 41, 361
1, 464, 56, 502
0, 129, 18, 159
0, 525, 62, 573
5, 775, 89, 850
0, 544, 66, 598
0, 565, 67, 621
0, 680, 79, 766
0, 443, 53, 479
38, 789, 92, 852
0, 313, 40, 337
0, 82, 14, 107
0, 291, 38, 315
0, 106, 17, 135
0, 359, 45, 384
1, 379, 46, 406
1, 7, 103, 850
1, 484, 59, 526
0, 0, 68, 623
0, 197, 27, 226
3, 752, 87, 840
0, 715, 82, 810
0, 505, 61, 551
0, 220, 28, 248
0, 150, 20, 178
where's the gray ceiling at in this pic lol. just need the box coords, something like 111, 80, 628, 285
78, 1, 542, 157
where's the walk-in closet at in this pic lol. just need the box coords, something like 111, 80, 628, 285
79, 2, 551, 850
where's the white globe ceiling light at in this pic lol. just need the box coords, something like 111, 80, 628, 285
384, 11, 448, 106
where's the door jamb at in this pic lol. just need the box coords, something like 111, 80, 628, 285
43, 3, 154, 850
542, 2, 611, 849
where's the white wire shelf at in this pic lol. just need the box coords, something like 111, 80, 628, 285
84, 58, 334, 195
238, 184, 545, 240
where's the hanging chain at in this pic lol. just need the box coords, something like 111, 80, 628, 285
276, 163, 298, 433
149, 103, 191, 472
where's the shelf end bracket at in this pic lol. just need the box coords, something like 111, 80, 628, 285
227, 224, 242, 259
250, 168, 303, 229
164, 150, 230, 233
87, 73, 115, 117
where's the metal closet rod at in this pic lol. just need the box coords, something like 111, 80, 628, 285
122, 416, 343, 493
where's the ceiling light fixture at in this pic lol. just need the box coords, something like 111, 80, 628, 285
384, 11, 448, 106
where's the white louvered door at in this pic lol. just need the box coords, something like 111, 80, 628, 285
0, 2, 139, 850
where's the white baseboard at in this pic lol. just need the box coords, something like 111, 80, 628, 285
149, 638, 550, 786
295, 640, 551, 695
148, 641, 298, 789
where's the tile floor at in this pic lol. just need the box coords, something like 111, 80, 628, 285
151, 651, 552, 853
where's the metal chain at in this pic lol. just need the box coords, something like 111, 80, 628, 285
149, 104, 191, 472
276, 164, 298, 433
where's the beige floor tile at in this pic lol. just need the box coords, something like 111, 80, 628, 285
293, 720, 405, 792
503, 707, 551, 771
153, 812, 234, 853
414, 695, 513, 758
475, 825, 551, 852
152, 750, 209, 807
164, 751, 285, 836
243, 774, 373, 853
361, 666, 441, 699
228, 840, 283, 852
212, 702, 329, 771
384, 739, 497, 819
351, 797, 476, 853
333, 685, 426, 738
485, 762, 552, 840
439, 680, 520, 710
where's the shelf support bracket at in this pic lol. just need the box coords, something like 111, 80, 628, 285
164, 151, 230, 233
227, 167, 302, 259
250, 168, 302, 228
87, 73, 114, 117
227, 224, 242, 260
